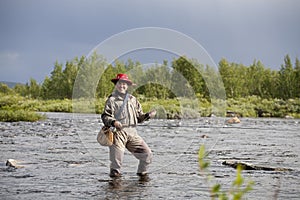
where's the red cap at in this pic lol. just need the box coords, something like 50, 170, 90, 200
111, 74, 134, 85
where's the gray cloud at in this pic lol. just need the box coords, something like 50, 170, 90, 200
0, 0, 299, 83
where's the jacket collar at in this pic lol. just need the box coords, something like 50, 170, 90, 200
112, 90, 127, 100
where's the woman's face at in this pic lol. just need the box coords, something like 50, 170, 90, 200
115, 81, 128, 94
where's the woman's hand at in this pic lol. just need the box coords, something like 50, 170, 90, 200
148, 110, 156, 118
114, 121, 123, 130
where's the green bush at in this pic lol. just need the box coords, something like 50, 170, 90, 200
1, 93, 300, 121
0, 110, 46, 122
38, 99, 72, 113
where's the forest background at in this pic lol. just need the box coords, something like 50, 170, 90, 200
1, 53, 300, 121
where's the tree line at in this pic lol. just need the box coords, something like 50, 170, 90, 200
1, 53, 299, 101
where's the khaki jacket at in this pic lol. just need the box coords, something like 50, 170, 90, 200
101, 91, 149, 127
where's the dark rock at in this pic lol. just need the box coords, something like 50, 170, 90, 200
222, 160, 292, 171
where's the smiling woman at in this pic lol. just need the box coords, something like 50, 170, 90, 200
100, 73, 156, 178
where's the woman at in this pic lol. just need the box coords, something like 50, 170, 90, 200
101, 73, 156, 178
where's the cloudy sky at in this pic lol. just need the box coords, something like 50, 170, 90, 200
1, 0, 299, 83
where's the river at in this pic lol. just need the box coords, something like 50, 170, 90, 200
0, 112, 299, 199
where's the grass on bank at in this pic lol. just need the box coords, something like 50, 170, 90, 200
0, 110, 46, 122
1, 94, 300, 122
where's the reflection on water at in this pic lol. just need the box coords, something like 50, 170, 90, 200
0, 113, 299, 199
104, 176, 151, 199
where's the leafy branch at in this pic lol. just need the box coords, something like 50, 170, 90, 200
198, 145, 254, 200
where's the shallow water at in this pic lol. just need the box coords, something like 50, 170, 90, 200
0, 113, 299, 199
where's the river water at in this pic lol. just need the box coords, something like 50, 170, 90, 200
0, 112, 299, 199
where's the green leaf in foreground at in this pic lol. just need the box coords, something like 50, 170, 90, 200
198, 145, 254, 200
198, 145, 210, 170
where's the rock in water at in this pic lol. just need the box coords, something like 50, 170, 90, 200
6, 159, 24, 169
226, 117, 240, 124
222, 160, 292, 171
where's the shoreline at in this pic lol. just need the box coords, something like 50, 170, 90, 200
1, 94, 300, 122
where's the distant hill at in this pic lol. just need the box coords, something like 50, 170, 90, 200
0, 81, 24, 88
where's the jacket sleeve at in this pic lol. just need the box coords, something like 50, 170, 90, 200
135, 97, 150, 123
101, 97, 116, 127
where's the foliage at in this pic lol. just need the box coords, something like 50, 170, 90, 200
0, 110, 46, 122
1, 53, 300, 119
0, 83, 14, 94
140, 98, 181, 119
40, 57, 84, 99
218, 55, 300, 100
198, 145, 254, 200
1, 93, 300, 121
8, 53, 300, 103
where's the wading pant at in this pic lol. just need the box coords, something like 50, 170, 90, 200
109, 127, 152, 174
